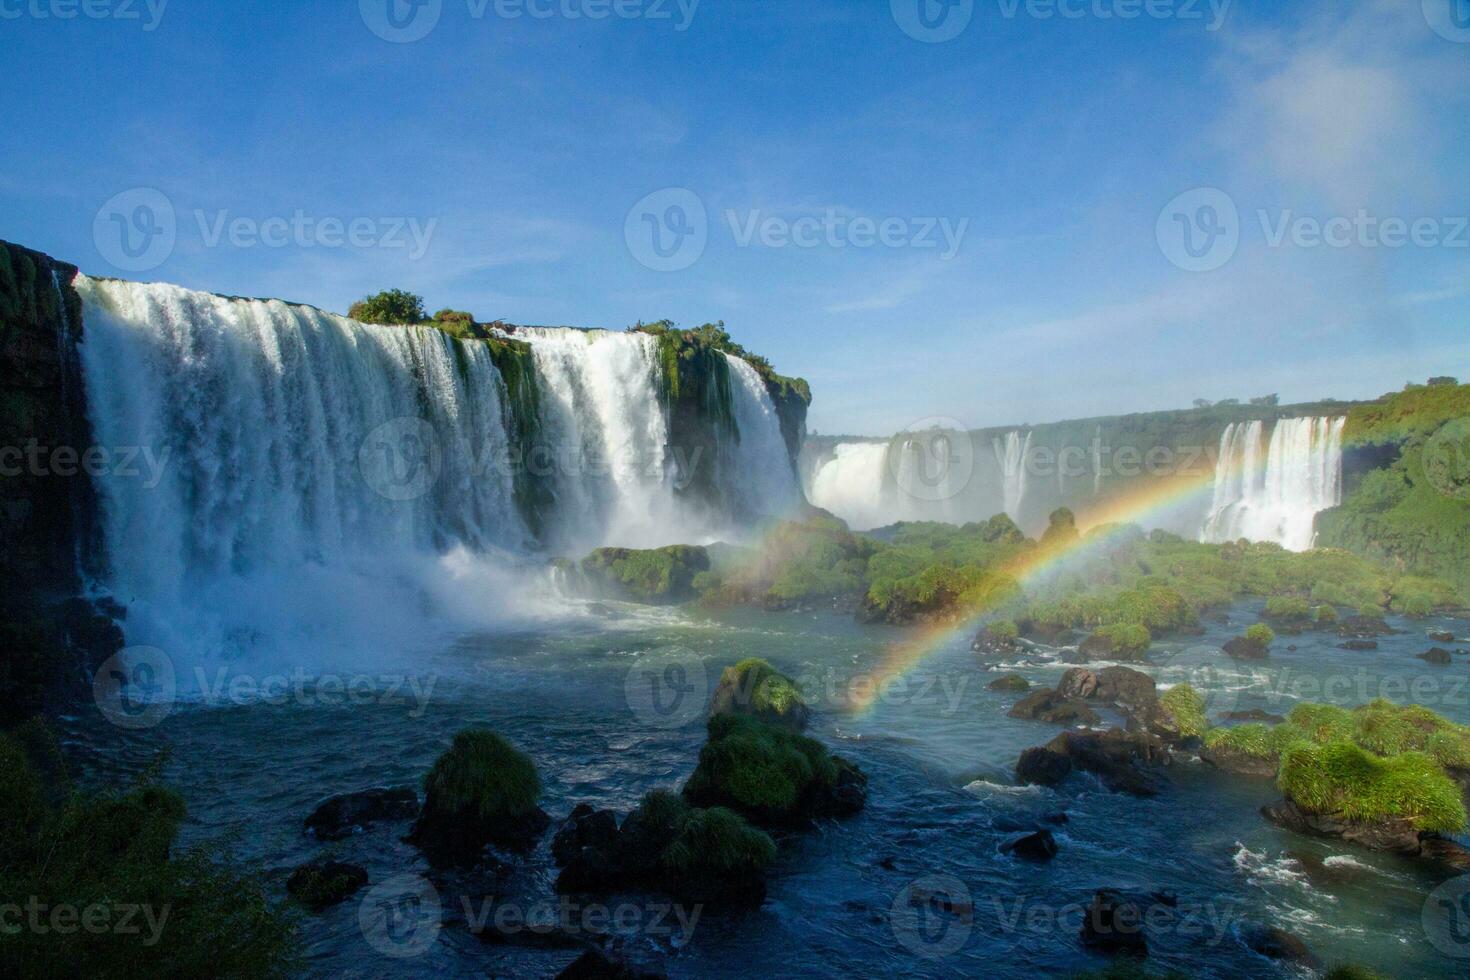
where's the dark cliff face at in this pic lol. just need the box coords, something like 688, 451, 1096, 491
0, 240, 102, 597
0, 240, 119, 724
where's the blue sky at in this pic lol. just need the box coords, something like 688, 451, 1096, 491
3, 0, 1467, 435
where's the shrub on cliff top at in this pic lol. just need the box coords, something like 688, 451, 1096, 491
348, 288, 425, 325
1278, 740, 1466, 833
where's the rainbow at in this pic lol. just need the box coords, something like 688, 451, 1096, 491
846, 464, 1225, 716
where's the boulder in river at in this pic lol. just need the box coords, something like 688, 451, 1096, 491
556, 948, 667, 980
1339, 639, 1379, 651
1016, 728, 1168, 796
286, 860, 368, 910
1261, 799, 1470, 873
304, 786, 419, 840
987, 673, 1030, 693
1419, 647, 1453, 665
1079, 889, 1148, 956
1007, 689, 1100, 726
1239, 923, 1320, 970
1223, 636, 1270, 660
999, 829, 1058, 862
1427, 628, 1456, 643
707, 658, 810, 732
409, 729, 551, 867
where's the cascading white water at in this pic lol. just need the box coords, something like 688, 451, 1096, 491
806, 442, 894, 530
1201, 416, 1346, 551
75, 279, 801, 674
992, 430, 1032, 523
721, 353, 800, 518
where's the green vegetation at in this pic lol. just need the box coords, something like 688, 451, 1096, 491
420, 730, 541, 825
1264, 596, 1312, 621
1400, 593, 1433, 618
660, 804, 777, 877
683, 714, 839, 822
1245, 623, 1275, 647
347, 288, 426, 324
710, 659, 808, 729
1086, 622, 1153, 657
1318, 382, 1470, 593
1160, 684, 1206, 738
989, 619, 1020, 643
1314, 604, 1338, 625
1278, 740, 1466, 833
0, 723, 296, 977
580, 545, 711, 603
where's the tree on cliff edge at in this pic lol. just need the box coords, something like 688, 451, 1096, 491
348, 289, 426, 325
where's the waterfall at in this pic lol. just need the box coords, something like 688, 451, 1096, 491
1200, 417, 1345, 551
721, 353, 800, 519
74, 277, 798, 671
806, 442, 894, 530
992, 430, 1032, 524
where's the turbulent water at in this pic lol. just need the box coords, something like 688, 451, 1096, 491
75, 278, 797, 675
1200, 417, 1346, 551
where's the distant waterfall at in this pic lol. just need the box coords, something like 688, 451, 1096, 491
1201, 417, 1346, 551
806, 442, 894, 530
75, 277, 798, 667
992, 430, 1032, 523
721, 353, 800, 518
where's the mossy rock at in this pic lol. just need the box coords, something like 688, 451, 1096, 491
411, 729, 549, 865
1278, 739, 1466, 834
286, 860, 368, 910
1158, 684, 1206, 739
988, 673, 1031, 693
707, 658, 810, 731
580, 545, 711, 604
658, 804, 777, 906
683, 714, 865, 826
1079, 623, 1152, 662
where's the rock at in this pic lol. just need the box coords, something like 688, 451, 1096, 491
707, 659, 810, 732
1079, 889, 1147, 956
1261, 799, 1470, 872
1043, 729, 1168, 796
1201, 743, 1277, 779
1219, 709, 1285, 724
1000, 829, 1058, 862
1339, 639, 1378, 651
1007, 689, 1100, 726
1077, 631, 1148, 663
1428, 629, 1456, 643
304, 786, 418, 841
1223, 636, 1269, 659
987, 673, 1030, 693
1339, 616, 1395, 637
1057, 668, 1100, 700
1016, 746, 1073, 787
409, 730, 551, 867
286, 860, 368, 910
556, 948, 666, 980
1420, 647, 1453, 665
1093, 666, 1158, 710
1240, 924, 1320, 969
552, 804, 621, 866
